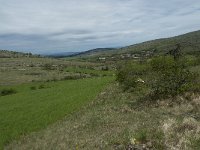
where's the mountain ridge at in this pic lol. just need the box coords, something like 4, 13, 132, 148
71, 29, 200, 58
1, 30, 200, 58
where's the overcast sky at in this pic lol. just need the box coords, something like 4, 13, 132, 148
0, 0, 200, 54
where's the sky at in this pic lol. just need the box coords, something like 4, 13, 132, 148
0, 0, 200, 54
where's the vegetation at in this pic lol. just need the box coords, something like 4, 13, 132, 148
0, 50, 40, 58
116, 61, 149, 90
0, 77, 113, 149
149, 56, 199, 99
1, 30, 200, 149
65, 66, 114, 77
5, 83, 200, 149
0, 57, 112, 85
70, 30, 200, 61
0, 88, 17, 96
117, 55, 200, 100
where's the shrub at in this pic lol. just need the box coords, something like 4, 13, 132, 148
185, 55, 200, 66
0, 88, 17, 96
134, 129, 147, 143
30, 86, 37, 90
102, 66, 109, 71
149, 56, 199, 99
43, 64, 54, 70
29, 64, 35, 67
116, 55, 199, 100
90, 73, 99, 77
116, 61, 149, 90
38, 84, 45, 89
52, 77, 58, 82
63, 75, 83, 80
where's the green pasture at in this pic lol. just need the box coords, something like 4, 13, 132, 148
65, 66, 114, 76
0, 77, 114, 149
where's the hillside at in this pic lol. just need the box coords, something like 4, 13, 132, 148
0, 50, 40, 58
2, 30, 199, 59
70, 48, 117, 57
121, 30, 200, 55
44, 52, 79, 58
71, 30, 200, 60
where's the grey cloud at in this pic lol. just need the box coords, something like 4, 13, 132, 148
0, 0, 200, 53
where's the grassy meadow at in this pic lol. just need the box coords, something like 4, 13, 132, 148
5, 82, 200, 150
65, 66, 114, 76
0, 56, 115, 149
0, 77, 114, 149
0, 57, 111, 85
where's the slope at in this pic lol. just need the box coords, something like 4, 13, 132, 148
72, 30, 200, 59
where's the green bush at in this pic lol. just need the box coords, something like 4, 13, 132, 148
181, 55, 200, 67
30, 86, 37, 90
116, 55, 199, 99
0, 88, 17, 96
116, 61, 149, 90
149, 56, 198, 99
38, 84, 45, 89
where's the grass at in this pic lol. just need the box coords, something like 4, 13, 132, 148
5, 83, 200, 149
0, 57, 105, 85
65, 66, 114, 76
0, 77, 114, 149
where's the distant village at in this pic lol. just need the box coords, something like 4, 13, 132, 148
98, 49, 156, 61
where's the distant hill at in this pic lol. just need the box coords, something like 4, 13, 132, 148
0, 50, 41, 58
1, 30, 200, 59
45, 52, 79, 58
120, 30, 200, 55
70, 48, 117, 57
71, 30, 200, 59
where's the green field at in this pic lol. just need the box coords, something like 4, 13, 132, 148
0, 57, 109, 85
65, 66, 114, 76
0, 77, 114, 149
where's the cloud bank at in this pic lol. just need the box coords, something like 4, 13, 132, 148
0, 0, 200, 54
